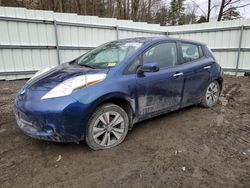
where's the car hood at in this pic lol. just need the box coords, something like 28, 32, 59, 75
25, 63, 109, 91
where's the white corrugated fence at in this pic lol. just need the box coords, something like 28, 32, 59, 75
0, 7, 249, 80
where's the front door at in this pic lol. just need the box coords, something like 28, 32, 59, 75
135, 42, 184, 119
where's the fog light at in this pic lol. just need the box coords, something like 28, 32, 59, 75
43, 125, 54, 134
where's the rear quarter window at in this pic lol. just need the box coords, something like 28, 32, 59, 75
205, 45, 216, 60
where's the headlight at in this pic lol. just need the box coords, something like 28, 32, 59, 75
41, 74, 106, 100
29, 66, 55, 81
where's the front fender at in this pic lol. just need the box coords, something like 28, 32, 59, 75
90, 92, 136, 115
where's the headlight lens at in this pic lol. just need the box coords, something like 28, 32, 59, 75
29, 66, 55, 81
41, 74, 106, 100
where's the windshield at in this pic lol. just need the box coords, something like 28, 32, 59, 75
78, 41, 143, 69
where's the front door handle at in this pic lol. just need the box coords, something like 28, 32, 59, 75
204, 66, 211, 70
173, 72, 183, 77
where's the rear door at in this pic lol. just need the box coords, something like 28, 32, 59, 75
179, 42, 212, 107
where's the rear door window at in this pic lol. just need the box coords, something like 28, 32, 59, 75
181, 43, 203, 63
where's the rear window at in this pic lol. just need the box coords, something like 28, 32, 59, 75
181, 43, 203, 63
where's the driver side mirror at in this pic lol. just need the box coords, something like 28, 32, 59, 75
137, 62, 159, 74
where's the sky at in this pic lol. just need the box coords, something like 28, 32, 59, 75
188, 0, 250, 19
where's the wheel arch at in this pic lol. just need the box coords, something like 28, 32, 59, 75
90, 93, 136, 129
213, 76, 223, 94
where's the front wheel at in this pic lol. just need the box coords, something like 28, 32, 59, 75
200, 80, 220, 108
85, 103, 129, 150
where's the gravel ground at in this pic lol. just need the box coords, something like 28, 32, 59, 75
0, 75, 250, 188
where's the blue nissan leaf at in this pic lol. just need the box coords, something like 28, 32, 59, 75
15, 37, 223, 150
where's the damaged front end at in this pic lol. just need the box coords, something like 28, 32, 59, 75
14, 83, 90, 143
14, 108, 81, 142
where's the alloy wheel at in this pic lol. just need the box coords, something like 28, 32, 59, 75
92, 111, 125, 147
206, 81, 220, 106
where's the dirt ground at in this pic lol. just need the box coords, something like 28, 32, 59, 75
0, 75, 250, 188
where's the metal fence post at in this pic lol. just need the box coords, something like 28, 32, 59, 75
115, 26, 119, 40
235, 25, 244, 76
53, 20, 61, 65
165, 31, 169, 37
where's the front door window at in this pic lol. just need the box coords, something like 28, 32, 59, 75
143, 42, 177, 68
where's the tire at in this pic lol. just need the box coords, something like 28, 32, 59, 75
200, 80, 220, 108
85, 103, 129, 150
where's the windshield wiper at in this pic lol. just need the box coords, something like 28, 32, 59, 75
81, 64, 97, 69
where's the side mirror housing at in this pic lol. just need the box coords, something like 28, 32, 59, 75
137, 63, 159, 74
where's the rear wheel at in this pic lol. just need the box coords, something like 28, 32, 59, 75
85, 103, 129, 150
200, 80, 220, 108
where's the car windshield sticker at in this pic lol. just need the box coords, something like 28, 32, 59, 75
107, 62, 116, 67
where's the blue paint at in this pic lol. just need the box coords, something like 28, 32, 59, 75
14, 37, 223, 142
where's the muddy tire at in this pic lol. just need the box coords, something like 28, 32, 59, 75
85, 103, 129, 150
200, 80, 220, 108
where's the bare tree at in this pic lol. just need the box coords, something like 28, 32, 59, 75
147, 0, 152, 18
217, 0, 250, 21
0, 0, 201, 25
185, 1, 198, 24
207, 0, 211, 21
131, 0, 140, 21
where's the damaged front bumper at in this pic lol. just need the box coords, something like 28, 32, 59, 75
14, 88, 91, 143
14, 108, 81, 142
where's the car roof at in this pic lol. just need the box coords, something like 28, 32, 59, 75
116, 37, 205, 46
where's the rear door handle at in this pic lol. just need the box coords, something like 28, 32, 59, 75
173, 72, 183, 77
204, 66, 211, 70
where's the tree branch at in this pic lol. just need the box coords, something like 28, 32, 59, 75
190, 0, 207, 16
233, 3, 250, 9
223, 3, 250, 13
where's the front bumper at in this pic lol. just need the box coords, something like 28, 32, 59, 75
14, 109, 79, 142
14, 89, 91, 142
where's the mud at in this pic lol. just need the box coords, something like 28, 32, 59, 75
0, 75, 250, 188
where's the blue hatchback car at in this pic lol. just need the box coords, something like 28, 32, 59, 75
15, 37, 223, 150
